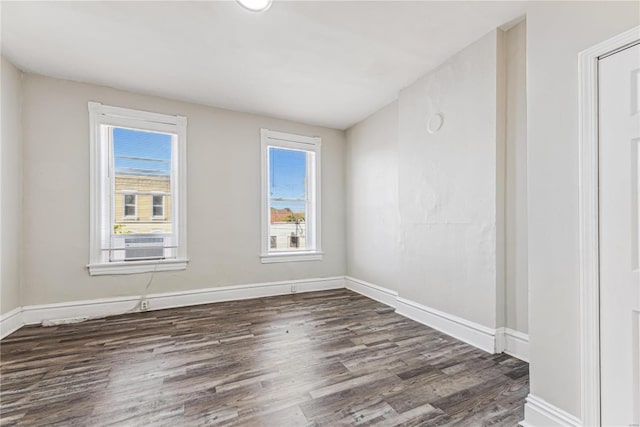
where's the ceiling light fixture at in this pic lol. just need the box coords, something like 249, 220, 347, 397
236, 0, 272, 12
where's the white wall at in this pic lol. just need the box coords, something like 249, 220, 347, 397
525, 1, 639, 419
20, 73, 346, 306
1, 57, 23, 315
396, 31, 503, 329
505, 20, 528, 334
346, 31, 507, 330
345, 101, 399, 287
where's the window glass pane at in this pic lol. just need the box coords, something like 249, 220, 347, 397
269, 147, 307, 251
269, 147, 306, 200
113, 128, 172, 235
269, 200, 306, 250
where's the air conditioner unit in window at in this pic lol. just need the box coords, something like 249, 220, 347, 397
124, 236, 164, 261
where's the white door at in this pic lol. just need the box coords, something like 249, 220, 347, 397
600, 42, 640, 426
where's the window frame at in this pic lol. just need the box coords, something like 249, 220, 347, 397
88, 102, 188, 275
260, 128, 322, 263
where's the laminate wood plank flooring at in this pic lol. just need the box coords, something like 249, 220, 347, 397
0, 289, 528, 426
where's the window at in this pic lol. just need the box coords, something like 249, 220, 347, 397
152, 195, 164, 218
88, 102, 187, 275
123, 194, 137, 218
261, 129, 322, 263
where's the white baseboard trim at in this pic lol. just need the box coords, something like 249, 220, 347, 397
522, 394, 582, 427
8, 277, 345, 333
344, 276, 497, 354
496, 327, 529, 362
2, 275, 528, 365
395, 296, 497, 354
22, 295, 142, 326
344, 276, 398, 308
1, 307, 24, 340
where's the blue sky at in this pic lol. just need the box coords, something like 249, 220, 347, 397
113, 128, 172, 176
269, 147, 306, 212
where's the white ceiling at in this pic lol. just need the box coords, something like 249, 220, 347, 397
1, 1, 526, 130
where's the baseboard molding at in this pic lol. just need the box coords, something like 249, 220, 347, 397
344, 276, 398, 308
0, 308, 24, 340
522, 394, 582, 427
22, 295, 144, 326
395, 296, 497, 354
2, 275, 528, 364
496, 327, 529, 362
344, 276, 498, 354
4, 277, 344, 337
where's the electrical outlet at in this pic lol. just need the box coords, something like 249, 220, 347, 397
290, 284, 297, 294
140, 299, 149, 311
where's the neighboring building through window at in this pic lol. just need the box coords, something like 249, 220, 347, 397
88, 102, 187, 275
261, 129, 322, 263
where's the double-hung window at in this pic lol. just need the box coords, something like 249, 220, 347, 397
152, 195, 165, 219
88, 102, 188, 275
261, 129, 322, 263
123, 193, 137, 218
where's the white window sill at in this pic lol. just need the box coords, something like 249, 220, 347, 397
87, 258, 189, 276
260, 251, 324, 264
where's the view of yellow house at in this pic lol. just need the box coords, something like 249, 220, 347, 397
114, 174, 172, 235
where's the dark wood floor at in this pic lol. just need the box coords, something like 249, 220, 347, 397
0, 289, 528, 426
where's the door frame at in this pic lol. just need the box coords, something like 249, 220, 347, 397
578, 25, 640, 427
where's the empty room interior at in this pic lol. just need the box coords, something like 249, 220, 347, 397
1, 1, 639, 426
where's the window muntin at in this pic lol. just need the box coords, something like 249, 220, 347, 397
88, 102, 187, 275
261, 129, 321, 262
